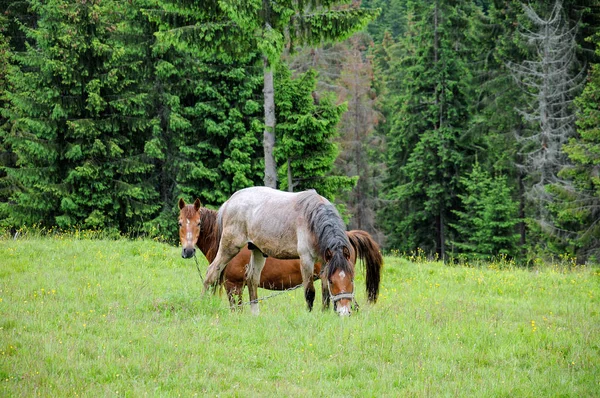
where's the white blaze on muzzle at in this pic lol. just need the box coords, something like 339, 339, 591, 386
327, 274, 355, 316
185, 219, 194, 246
337, 305, 351, 316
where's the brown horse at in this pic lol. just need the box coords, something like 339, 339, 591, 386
178, 197, 382, 313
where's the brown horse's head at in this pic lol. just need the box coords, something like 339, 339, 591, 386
178, 198, 202, 259
325, 245, 355, 316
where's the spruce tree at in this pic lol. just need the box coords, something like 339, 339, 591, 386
142, 0, 264, 238
361, 0, 408, 42
469, 0, 530, 250
451, 163, 520, 260
274, 65, 355, 201
149, 0, 379, 188
0, 16, 15, 220
2, 0, 157, 231
380, 0, 481, 257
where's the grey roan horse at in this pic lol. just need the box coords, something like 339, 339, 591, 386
203, 186, 355, 315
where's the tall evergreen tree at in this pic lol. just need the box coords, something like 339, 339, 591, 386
151, 0, 379, 188
274, 65, 355, 201
1, 0, 157, 231
470, 0, 530, 250
0, 15, 15, 219
361, 0, 407, 41
380, 0, 481, 257
227, 0, 379, 188
451, 163, 520, 260
141, 0, 264, 238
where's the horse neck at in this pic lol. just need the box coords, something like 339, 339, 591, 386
196, 208, 220, 262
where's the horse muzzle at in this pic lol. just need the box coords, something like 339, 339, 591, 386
181, 247, 196, 258
332, 293, 355, 316
336, 304, 351, 316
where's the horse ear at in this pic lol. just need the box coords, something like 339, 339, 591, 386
193, 198, 202, 211
325, 249, 333, 262
343, 245, 351, 260
178, 198, 186, 210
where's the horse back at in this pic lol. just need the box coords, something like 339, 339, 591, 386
219, 187, 317, 259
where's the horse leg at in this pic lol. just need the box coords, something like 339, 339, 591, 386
321, 273, 331, 311
225, 281, 243, 312
203, 243, 242, 293
300, 255, 316, 311
246, 249, 266, 315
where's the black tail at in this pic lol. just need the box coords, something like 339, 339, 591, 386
347, 230, 383, 303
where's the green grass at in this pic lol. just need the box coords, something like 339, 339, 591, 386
1, 235, 599, 397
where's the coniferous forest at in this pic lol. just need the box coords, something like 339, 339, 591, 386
1, 0, 600, 264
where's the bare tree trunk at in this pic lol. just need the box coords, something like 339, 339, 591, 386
519, 171, 527, 247
354, 79, 363, 229
263, 56, 277, 188
287, 158, 293, 192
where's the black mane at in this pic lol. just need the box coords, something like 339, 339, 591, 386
295, 190, 353, 279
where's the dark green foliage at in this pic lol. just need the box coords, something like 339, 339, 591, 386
451, 163, 520, 260
147, 0, 368, 202
2, 0, 157, 231
274, 66, 355, 201
380, 0, 480, 257
0, 16, 16, 221
361, 0, 407, 41
0, 0, 34, 52
138, 0, 265, 239
1, 0, 364, 238
2, 0, 600, 264
207, 0, 380, 188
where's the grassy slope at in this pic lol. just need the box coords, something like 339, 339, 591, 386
1, 236, 599, 397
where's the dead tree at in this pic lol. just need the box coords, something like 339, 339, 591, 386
507, 1, 585, 221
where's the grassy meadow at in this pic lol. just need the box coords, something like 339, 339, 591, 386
1, 233, 599, 397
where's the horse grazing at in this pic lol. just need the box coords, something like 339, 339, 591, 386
180, 187, 363, 315
178, 198, 382, 312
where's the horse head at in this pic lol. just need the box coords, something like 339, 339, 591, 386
325, 245, 355, 316
178, 198, 202, 259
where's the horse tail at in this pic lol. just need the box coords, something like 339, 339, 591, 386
347, 230, 383, 303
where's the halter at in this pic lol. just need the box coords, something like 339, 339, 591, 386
326, 278, 358, 311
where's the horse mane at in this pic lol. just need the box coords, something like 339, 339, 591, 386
200, 208, 220, 262
295, 190, 353, 279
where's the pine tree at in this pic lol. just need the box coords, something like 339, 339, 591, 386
380, 0, 481, 257
361, 0, 408, 42
469, 0, 530, 251
451, 163, 520, 260
0, 15, 15, 219
142, 0, 264, 238
274, 65, 355, 201
2, 0, 157, 231
150, 0, 379, 188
